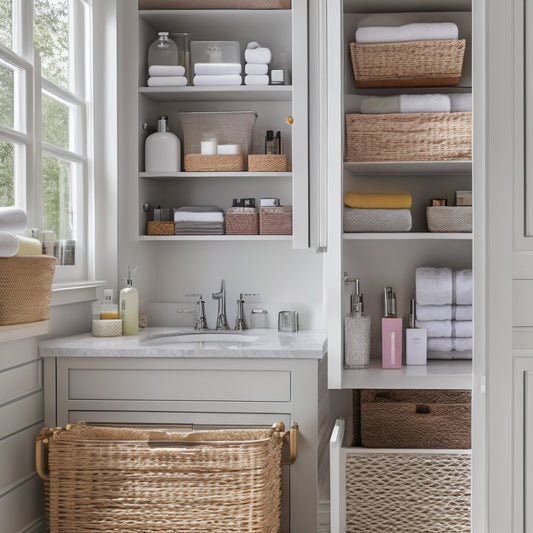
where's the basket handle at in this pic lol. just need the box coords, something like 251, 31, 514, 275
274, 421, 299, 465
35, 438, 50, 481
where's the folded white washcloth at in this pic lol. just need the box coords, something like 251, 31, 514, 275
147, 76, 187, 87
427, 349, 472, 360
455, 305, 473, 321
415, 320, 472, 338
360, 94, 451, 114
193, 74, 242, 86
0, 231, 19, 257
454, 269, 473, 305
416, 267, 453, 306
244, 47, 272, 65
244, 74, 269, 86
174, 211, 224, 223
194, 62, 242, 75
355, 22, 459, 44
415, 303, 473, 321
148, 65, 186, 77
427, 337, 472, 352
448, 93, 472, 112
245, 63, 268, 75
0, 206, 27, 233
453, 320, 473, 338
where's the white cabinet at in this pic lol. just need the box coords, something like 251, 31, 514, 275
135, 2, 309, 248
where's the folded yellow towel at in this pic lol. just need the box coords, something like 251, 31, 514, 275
344, 192, 412, 209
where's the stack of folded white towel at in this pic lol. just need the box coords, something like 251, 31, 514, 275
244, 41, 271, 86
174, 206, 225, 235
360, 93, 472, 114
147, 65, 187, 87
355, 21, 459, 44
415, 267, 473, 360
0, 207, 42, 257
193, 62, 242, 86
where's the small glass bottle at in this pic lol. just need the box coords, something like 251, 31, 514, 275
344, 277, 371, 369
147, 32, 178, 68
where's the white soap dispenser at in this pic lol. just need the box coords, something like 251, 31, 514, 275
145, 115, 181, 172
344, 276, 371, 369
406, 297, 427, 365
120, 266, 139, 336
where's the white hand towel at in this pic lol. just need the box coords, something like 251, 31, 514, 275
193, 74, 242, 86
174, 211, 224, 223
427, 337, 472, 352
416, 267, 453, 306
360, 94, 451, 114
244, 74, 269, 86
454, 269, 473, 305
147, 76, 187, 87
355, 22, 459, 44
427, 349, 472, 360
0, 206, 27, 233
0, 231, 19, 257
415, 320, 451, 338
448, 93, 472, 112
194, 62, 242, 75
244, 47, 272, 65
415, 303, 473, 321
454, 305, 473, 321
245, 63, 268, 75
452, 320, 473, 338
148, 65, 185, 77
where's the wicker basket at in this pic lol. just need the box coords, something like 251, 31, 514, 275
248, 154, 288, 172
359, 389, 471, 449
225, 207, 259, 235
36, 422, 286, 533
0, 255, 56, 326
345, 450, 471, 532
146, 221, 175, 235
184, 153, 244, 172
345, 112, 472, 162
260, 206, 292, 235
426, 206, 472, 232
349, 39, 466, 88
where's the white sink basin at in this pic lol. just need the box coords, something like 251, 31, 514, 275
142, 332, 259, 345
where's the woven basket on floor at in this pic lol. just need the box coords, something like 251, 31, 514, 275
345, 112, 472, 162
345, 450, 471, 532
349, 39, 466, 88
359, 389, 471, 449
36, 422, 286, 533
0, 255, 56, 326
426, 206, 472, 232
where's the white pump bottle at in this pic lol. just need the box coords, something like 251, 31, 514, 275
120, 266, 139, 336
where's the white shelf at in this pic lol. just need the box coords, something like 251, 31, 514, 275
344, 160, 472, 176
139, 86, 292, 103
343, 232, 472, 240
140, 171, 292, 179
341, 359, 472, 390
138, 234, 292, 241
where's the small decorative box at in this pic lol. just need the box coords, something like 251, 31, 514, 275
147, 221, 175, 235
260, 206, 292, 235
248, 154, 288, 172
225, 207, 259, 235
426, 206, 472, 233
92, 319, 122, 337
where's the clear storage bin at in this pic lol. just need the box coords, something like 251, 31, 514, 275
190, 41, 241, 66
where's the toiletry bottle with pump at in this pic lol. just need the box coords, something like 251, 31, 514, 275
147, 32, 178, 68
145, 115, 181, 172
406, 297, 427, 365
381, 286, 402, 369
344, 277, 371, 368
120, 266, 139, 336
100, 288, 119, 319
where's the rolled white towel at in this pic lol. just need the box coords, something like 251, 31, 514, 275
415, 303, 473, 321
355, 22, 459, 44
360, 94, 451, 114
147, 76, 187, 87
244, 47, 272, 65
416, 267, 453, 306
244, 74, 269, 86
193, 74, 242, 86
427, 337, 472, 352
148, 65, 185, 77
0, 231, 19, 257
0, 206, 27, 233
194, 62, 242, 75
245, 63, 268, 75
448, 93, 472, 112
454, 269, 473, 305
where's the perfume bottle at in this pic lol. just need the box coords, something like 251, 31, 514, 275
344, 277, 371, 369
381, 286, 402, 369
405, 297, 427, 365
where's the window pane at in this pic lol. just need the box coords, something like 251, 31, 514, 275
42, 92, 70, 149
0, 61, 14, 129
34, 0, 69, 88
0, 140, 15, 206
42, 154, 74, 241
0, 0, 13, 50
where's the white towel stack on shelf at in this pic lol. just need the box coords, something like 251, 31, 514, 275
244, 41, 271, 86
174, 206, 225, 235
192, 62, 242, 86
415, 267, 473, 360
360, 93, 472, 114
355, 22, 459, 44
0, 207, 42, 257
147, 65, 187, 87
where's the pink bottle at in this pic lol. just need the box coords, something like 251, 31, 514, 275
381, 286, 402, 369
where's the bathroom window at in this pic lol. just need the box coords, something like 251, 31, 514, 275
0, 0, 91, 282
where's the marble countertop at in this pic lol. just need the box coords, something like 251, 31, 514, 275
38, 327, 328, 359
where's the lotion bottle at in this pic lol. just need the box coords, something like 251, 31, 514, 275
381, 286, 402, 369
120, 266, 139, 336
145, 115, 181, 172
406, 297, 427, 365
344, 276, 371, 369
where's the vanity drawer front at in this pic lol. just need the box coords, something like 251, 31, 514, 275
67, 367, 291, 403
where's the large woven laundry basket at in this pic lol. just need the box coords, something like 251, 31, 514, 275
36, 422, 287, 533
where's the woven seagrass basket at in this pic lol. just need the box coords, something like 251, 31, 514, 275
0, 255, 56, 326
248, 154, 288, 172
146, 221, 175, 235
184, 153, 244, 172
36, 422, 287, 533
426, 206, 472, 232
345, 111, 472, 162
260, 206, 292, 235
349, 39, 466, 88
225, 207, 259, 235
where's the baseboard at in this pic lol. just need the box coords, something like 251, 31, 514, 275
318, 499, 330, 532
19, 516, 46, 533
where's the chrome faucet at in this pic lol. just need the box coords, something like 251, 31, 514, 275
185, 293, 208, 331
212, 279, 229, 330
234, 294, 247, 331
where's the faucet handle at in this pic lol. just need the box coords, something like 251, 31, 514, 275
185, 293, 208, 331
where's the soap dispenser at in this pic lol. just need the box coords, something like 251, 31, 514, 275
145, 115, 181, 172
405, 297, 427, 365
381, 286, 402, 369
344, 276, 371, 369
120, 266, 139, 336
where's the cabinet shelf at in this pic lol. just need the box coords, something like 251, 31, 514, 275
140, 171, 292, 179
344, 160, 472, 176
139, 86, 292, 103
138, 235, 292, 241
343, 232, 472, 240
341, 359, 472, 390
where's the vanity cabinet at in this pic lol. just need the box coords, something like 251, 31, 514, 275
133, 1, 309, 248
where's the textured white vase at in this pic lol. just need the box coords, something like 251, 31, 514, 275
344, 313, 371, 368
